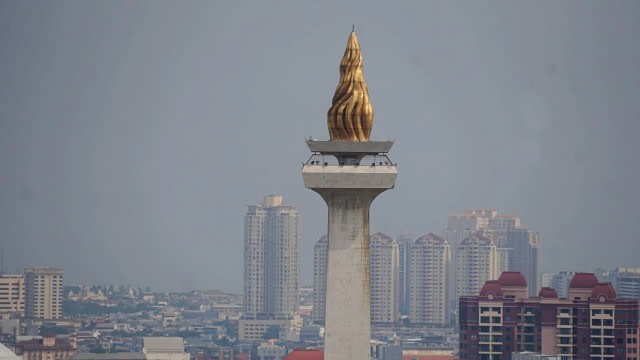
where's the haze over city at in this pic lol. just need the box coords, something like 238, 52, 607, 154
1, 1, 639, 292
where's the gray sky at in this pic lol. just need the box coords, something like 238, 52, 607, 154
1, 1, 639, 292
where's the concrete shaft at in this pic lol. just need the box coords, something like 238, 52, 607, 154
320, 189, 384, 360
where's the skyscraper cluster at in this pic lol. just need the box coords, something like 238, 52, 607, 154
311, 208, 540, 326
444, 209, 541, 319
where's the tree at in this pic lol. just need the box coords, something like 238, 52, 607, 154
214, 319, 237, 338
262, 325, 281, 340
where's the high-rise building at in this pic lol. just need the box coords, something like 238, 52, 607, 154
505, 228, 540, 296
456, 234, 498, 301
444, 209, 541, 299
312, 233, 400, 325
459, 272, 640, 360
369, 233, 399, 325
243, 195, 300, 320
24, 267, 63, 319
612, 268, 640, 300
542, 271, 576, 298
0, 274, 24, 315
409, 233, 450, 325
397, 233, 413, 316
312, 236, 327, 323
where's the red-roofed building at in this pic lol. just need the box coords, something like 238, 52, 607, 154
459, 272, 639, 360
284, 349, 323, 360
537, 287, 558, 299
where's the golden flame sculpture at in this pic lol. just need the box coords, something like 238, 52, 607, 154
327, 30, 373, 141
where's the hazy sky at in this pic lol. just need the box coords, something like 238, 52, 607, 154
1, 1, 639, 292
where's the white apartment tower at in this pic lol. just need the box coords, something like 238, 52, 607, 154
243, 195, 300, 320
312, 233, 400, 325
0, 274, 24, 315
409, 233, 450, 325
369, 233, 399, 325
312, 235, 327, 323
24, 267, 63, 319
456, 234, 498, 300
444, 209, 541, 297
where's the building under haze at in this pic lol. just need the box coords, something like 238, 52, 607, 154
24, 267, 63, 319
313, 233, 400, 325
542, 271, 576, 298
409, 233, 450, 325
444, 209, 541, 311
369, 233, 399, 325
312, 235, 327, 323
456, 234, 499, 303
612, 268, 640, 300
397, 233, 413, 316
0, 274, 24, 315
243, 195, 300, 320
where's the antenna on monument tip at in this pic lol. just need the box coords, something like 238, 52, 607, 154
352, 24, 355, 32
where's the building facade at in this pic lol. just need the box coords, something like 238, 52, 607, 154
243, 195, 300, 320
312, 236, 327, 323
444, 209, 541, 300
0, 274, 24, 315
238, 316, 302, 342
456, 234, 499, 301
542, 272, 576, 298
459, 272, 640, 360
369, 233, 399, 325
397, 233, 413, 316
613, 268, 640, 300
409, 233, 450, 325
16, 334, 76, 360
24, 267, 63, 319
312, 233, 400, 325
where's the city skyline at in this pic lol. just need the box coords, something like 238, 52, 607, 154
1, 2, 639, 291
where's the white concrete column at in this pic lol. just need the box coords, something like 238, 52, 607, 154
320, 189, 382, 360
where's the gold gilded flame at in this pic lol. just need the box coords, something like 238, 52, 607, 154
327, 31, 373, 141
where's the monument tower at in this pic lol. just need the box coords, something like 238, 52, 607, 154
302, 30, 397, 360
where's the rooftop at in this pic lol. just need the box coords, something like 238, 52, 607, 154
65, 354, 146, 360
569, 273, 599, 289
142, 337, 184, 352
498, 272, 528, 287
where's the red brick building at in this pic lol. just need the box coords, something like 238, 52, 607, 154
459, 272, 639, 360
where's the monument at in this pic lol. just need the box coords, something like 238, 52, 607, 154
302, 30, 397, 360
